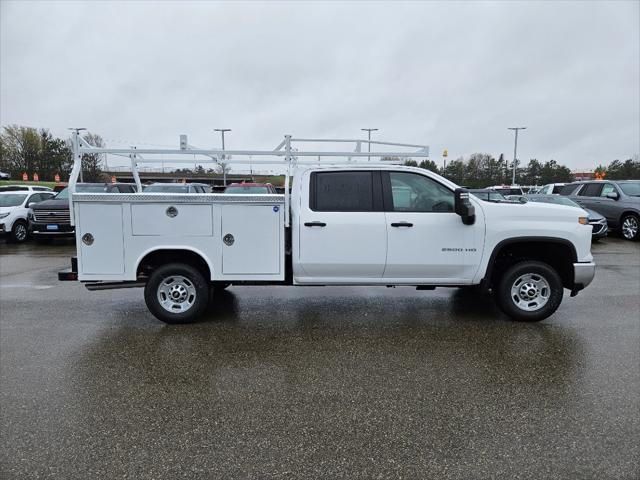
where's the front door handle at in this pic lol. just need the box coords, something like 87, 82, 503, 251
391, 222, 413, 227
304, 221, 327, 227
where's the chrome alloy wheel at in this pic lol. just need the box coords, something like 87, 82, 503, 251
14, 223, 27, 241
510, 273, 551, 312
622, 216, 638, 240
157, 275, 197, 313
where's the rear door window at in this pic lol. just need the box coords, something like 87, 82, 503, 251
578, 183, 603, 197
311, 171, 380, 212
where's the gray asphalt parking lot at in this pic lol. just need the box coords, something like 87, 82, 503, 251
0, 237, 638, 479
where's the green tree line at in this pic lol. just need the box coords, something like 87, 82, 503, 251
403, 153, 639, 188
0, 125, 107, 182
1, 125, 638, 186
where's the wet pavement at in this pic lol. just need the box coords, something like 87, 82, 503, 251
1, 237, 639, 479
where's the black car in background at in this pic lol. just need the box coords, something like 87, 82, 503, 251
526, 194, 608, 241
29, 183, 137, 242
560, 180, 640, 240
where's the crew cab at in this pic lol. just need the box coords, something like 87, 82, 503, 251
59, 164, 595, 324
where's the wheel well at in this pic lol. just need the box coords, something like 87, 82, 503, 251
619, 210, 639, 225
488, 240, 575, 289
137, 249, 211, 280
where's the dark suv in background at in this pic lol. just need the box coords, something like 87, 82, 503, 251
29, 183, 137, 242
560, 180, 640, 240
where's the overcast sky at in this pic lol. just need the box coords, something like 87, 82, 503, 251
1, 0, 638, 171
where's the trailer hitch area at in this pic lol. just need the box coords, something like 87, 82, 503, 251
58, 257, 78, 281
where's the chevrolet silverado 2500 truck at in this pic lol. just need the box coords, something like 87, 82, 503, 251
58, 134, 595, 324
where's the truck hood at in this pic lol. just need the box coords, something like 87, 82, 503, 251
30, 198, 69, 210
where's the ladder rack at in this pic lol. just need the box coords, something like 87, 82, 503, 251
69, 132, 431, 228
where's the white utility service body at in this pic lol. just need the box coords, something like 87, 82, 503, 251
60, 134, 595, 324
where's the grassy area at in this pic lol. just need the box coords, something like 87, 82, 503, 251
0, 180, 59, 188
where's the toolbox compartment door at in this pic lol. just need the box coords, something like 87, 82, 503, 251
221, 204, 282, 275
77, 203, 124, 274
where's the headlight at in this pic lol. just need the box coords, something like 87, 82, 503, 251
28, 211, 34, 220
0, 212, 9, 219
579, 217, 589, 225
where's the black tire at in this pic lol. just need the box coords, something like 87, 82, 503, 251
620, 213, 639, 241
495, 261, 564, 322
10, 220, 29, 243
144, 263, 210, 324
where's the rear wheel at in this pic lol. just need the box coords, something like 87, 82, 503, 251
144, 263, 209, 324
620, 214, 639, 241
495, 261, 563, 322
10, 220, 28, 243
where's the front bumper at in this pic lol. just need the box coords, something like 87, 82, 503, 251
30, 222, 75, 237
571, 262, 596, 296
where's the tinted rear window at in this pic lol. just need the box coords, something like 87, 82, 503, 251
559, 184, 581, 195
579, 183, 603, 197
311, 172, 373, 212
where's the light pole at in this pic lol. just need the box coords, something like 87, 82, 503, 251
214, 128, 231, 186
508, 127, 526, 185
361, 128, 378, 161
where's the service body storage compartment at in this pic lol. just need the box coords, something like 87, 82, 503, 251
221, 204, 282, 275
76, 202, 125, 275
73, 193, 285, 282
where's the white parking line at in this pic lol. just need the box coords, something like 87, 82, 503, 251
0, 284, 54, 290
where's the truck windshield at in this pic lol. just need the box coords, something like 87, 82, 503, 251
0, 194, 27, 207
225, 186, 270, 194
619, 182, 640, 196
144, 185, 189, 193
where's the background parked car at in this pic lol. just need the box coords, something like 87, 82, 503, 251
0, 171, 11, 180
29, 183, 137, 242
144, 183, 212, 193
468, 189, 508, 202
560, 180, 640, 240
224, 182, 277, 194
526, 194, 608, 241
0, 190, 55, 242
487, 185, 525, 196
536, 183, 566, 195
0, 185, 52, 193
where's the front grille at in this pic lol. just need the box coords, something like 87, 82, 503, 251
589, 221, 606, 235
33, 210, 70, 223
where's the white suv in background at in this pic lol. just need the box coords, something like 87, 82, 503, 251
536, 183, 567, 195
0, 190, 56, 242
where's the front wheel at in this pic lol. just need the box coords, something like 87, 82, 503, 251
620, 214, 639, 241
11, 220, 29, 243
144, 263, 210, 324
495, 261, 563, 322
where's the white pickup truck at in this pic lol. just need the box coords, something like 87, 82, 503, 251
59, 135, 595, 324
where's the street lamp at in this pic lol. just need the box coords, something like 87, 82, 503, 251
361, 128, 378, 161
214, 128, 231, 186
508, 127, 526, 185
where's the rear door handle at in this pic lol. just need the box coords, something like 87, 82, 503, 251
391, 222, 413, 227
304, 221, 327, 227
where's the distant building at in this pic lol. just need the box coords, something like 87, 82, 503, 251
571, 170, 596, 181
